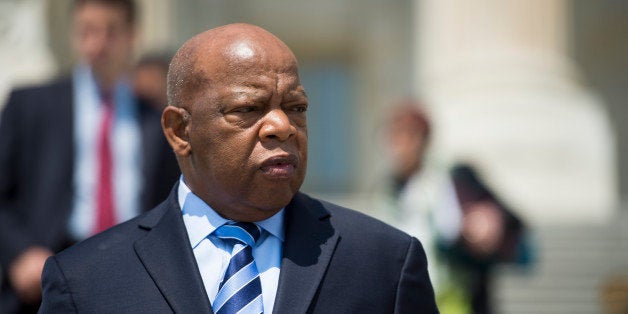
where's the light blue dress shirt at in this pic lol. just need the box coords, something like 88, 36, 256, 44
178, 177, 284, 313
69, 64, 142, 239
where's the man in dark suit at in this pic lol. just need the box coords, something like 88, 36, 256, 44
39, 23, 438, 313
0, 0, 178, 312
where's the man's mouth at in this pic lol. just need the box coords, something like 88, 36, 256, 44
260, 155, 298, 179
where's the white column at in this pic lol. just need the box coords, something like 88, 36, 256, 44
415, 0, 617, 224
0, 0, 57, 107
136, 0, 175, 53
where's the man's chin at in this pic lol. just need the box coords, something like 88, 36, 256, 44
90, 62, 124, 84
250, 188, 298, 212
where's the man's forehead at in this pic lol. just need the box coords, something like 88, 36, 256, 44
190, 43, 299, 87
217, 79, 307, 99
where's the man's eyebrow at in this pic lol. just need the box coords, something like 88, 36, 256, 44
289, 89, 308, 98
229, 88, 270, 100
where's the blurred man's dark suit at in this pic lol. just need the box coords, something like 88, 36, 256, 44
0, 77, 180, 313
39, 187, 438, 313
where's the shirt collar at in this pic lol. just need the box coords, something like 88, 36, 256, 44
178, 176, 285, 248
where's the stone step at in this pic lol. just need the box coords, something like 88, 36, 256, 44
491, 215, 628, 314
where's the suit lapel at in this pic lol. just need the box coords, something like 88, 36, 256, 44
134, 188, 213, 313
273, 193, 340, 313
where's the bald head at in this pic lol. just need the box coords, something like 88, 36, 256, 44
162, 23, 308, 221
167, 23, 298, 110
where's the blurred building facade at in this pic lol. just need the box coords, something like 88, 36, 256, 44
2, 0, 622, 223
1, 0, 628, 312
0, 0, 57, 105
415, 0, 617, 224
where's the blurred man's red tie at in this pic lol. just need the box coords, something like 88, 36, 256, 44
94, 95, 116, 234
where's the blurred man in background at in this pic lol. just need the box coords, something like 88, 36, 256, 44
0, 0, 178, 312
133, 52, 171, 111
376, 99, 532, 314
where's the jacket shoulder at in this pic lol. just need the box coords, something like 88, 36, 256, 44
299, 192, 415, 245
3, 78, 72, 116
7, 77, 71, 100
54, 195, 173, 267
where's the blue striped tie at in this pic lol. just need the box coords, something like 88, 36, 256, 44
212, 222, 264, 314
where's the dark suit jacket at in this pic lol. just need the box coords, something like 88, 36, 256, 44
39, 188, 438, 313
0, 78, 179, 311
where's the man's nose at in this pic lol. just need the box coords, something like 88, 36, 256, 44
259, 109, 296, 142
86, 35, 107, 56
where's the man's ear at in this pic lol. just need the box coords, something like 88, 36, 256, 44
162, 106, 192, 156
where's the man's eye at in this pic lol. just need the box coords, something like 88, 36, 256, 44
232, 106, 257, 113
291, 105, 308, 113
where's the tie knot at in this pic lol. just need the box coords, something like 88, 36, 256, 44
214, 222, 261, 247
